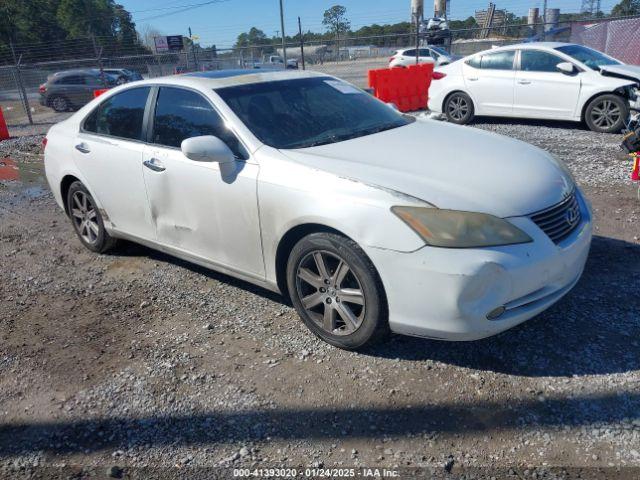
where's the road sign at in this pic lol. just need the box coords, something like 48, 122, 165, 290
154, 35, 184, 52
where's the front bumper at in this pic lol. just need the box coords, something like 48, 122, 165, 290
365, 192, 593, 341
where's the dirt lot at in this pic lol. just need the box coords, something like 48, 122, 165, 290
1, 118, 639, 479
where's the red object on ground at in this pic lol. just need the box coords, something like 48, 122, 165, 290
93, 89, 110, 98
0, 107, 9, 141
632, 154, 639, 181
367, 63, 434, 112
0, 157, 19, 181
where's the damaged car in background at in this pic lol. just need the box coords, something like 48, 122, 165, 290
43, 70, 592, 350
429, 42, 640, 133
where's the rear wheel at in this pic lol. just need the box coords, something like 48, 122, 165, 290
66, 181, 117, 253
49, 95, 70, 112
584, 94, 628, 133
444, 91, 474, 125
286, 233, 388, 350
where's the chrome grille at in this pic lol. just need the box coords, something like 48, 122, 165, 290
529, 192, 581, 244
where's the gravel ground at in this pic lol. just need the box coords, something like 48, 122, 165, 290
1, 119, 639, 479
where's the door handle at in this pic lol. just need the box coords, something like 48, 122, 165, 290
75, 143, 90, 154
143, 158, 166, 172
468, 77, 479, 81
518, 80, 532, 85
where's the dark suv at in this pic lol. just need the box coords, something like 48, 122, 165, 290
39, 69, 117, 112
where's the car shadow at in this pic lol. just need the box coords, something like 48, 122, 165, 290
110, 235, 639, 378
107, 239, 287, 305
470, 116, 587, 131
362, 235, 640, 377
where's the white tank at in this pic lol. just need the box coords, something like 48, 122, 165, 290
528, 8, 539, 26
545, 8, 560, 32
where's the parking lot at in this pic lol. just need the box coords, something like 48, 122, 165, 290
1, 114, 639, 478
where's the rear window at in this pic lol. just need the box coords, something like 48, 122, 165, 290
83, 87, 150, 140
466, 51, 515, 70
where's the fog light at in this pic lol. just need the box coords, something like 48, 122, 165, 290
486, 306, 506, 320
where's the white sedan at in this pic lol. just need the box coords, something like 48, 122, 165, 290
44, 70, 592, 349
389, 46, 454, 68
428, 42, 640, 133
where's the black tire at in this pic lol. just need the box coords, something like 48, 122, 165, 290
49, 95, 70, 112
444, 91, 475, 125
286, 232, 389, 350
66, 181, 117, 253
584, 94, 629, 133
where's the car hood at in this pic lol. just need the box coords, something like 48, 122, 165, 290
280, 120, 574, 218
599, 64, 640, 82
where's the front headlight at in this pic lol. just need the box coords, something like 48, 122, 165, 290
391, 206, 532, 248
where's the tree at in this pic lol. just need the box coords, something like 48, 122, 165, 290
322, 5, 350, 36
611, 0, 640, 16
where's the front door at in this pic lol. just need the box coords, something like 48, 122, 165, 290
73, 86, 155, 240
141, 86, 264, 277
514, 49, 582, 119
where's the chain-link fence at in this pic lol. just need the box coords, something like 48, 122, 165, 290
1, 15, 639, 136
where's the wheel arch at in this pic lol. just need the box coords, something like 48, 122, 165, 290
579, 89, 628, 122
60, 174, 82, 215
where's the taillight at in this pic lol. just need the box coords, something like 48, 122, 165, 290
389, 56, 396, 62
432, 71, 447, 80
42, 137, 48, 151
39, 84, 47, 94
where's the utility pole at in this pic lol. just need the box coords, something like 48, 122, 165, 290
411, 0, 424, 65
279, 0, 287, 66
298, 17, 305, 70
542, 0, 548, 40
188, 26, 199, 71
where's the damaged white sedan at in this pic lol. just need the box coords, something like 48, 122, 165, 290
44, 70, 592, 349
429, 42, 640, 133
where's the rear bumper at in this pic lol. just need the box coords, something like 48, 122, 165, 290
365, 190, 592, 341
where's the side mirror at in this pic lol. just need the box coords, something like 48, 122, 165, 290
181, 135, 234, 163
556, 62, 576, 74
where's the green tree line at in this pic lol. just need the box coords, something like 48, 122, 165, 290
0, 0, 147, 63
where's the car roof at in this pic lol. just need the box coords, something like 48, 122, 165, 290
53, 68, 101, 77
141, 69, 328, 90
476, 42, 574, 54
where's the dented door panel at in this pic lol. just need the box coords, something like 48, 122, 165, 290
142, 146, 264, 277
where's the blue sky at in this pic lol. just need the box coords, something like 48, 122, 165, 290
119, 0, 619, 49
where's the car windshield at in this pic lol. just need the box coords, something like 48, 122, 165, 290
555, 45, 621, 70
216, 76, 413, 149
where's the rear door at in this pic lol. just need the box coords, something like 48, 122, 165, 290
141, 86, 264, 277
462, 50, 516, 116
514, 49, 582, 119
73, 86, 155, 240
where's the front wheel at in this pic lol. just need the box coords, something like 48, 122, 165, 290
444, 91, 475, 125
286, 233, 388, 350
66, 181, 117, 253
584, 94, 629, 133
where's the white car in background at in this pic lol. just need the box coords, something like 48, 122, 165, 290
389, 46, 455, 68
428, 42, 640, 133
44, 70, 591, 350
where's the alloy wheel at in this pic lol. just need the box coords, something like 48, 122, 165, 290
295, 250, 366, 336
448, 96, 469, 121
590, 100, 621, 130
51, 97, 68, 112
70, 191, 100, 245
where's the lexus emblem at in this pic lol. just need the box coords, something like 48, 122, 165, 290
566, 204, 579, 225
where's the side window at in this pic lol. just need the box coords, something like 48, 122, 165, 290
83, 87, 150, 140
403, 49, 416, 57
480, 51, 515, 70
152, 87, 247, 159
520, 50, 564, 72
57, 75, 84, 85
466, 56, 482, 68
